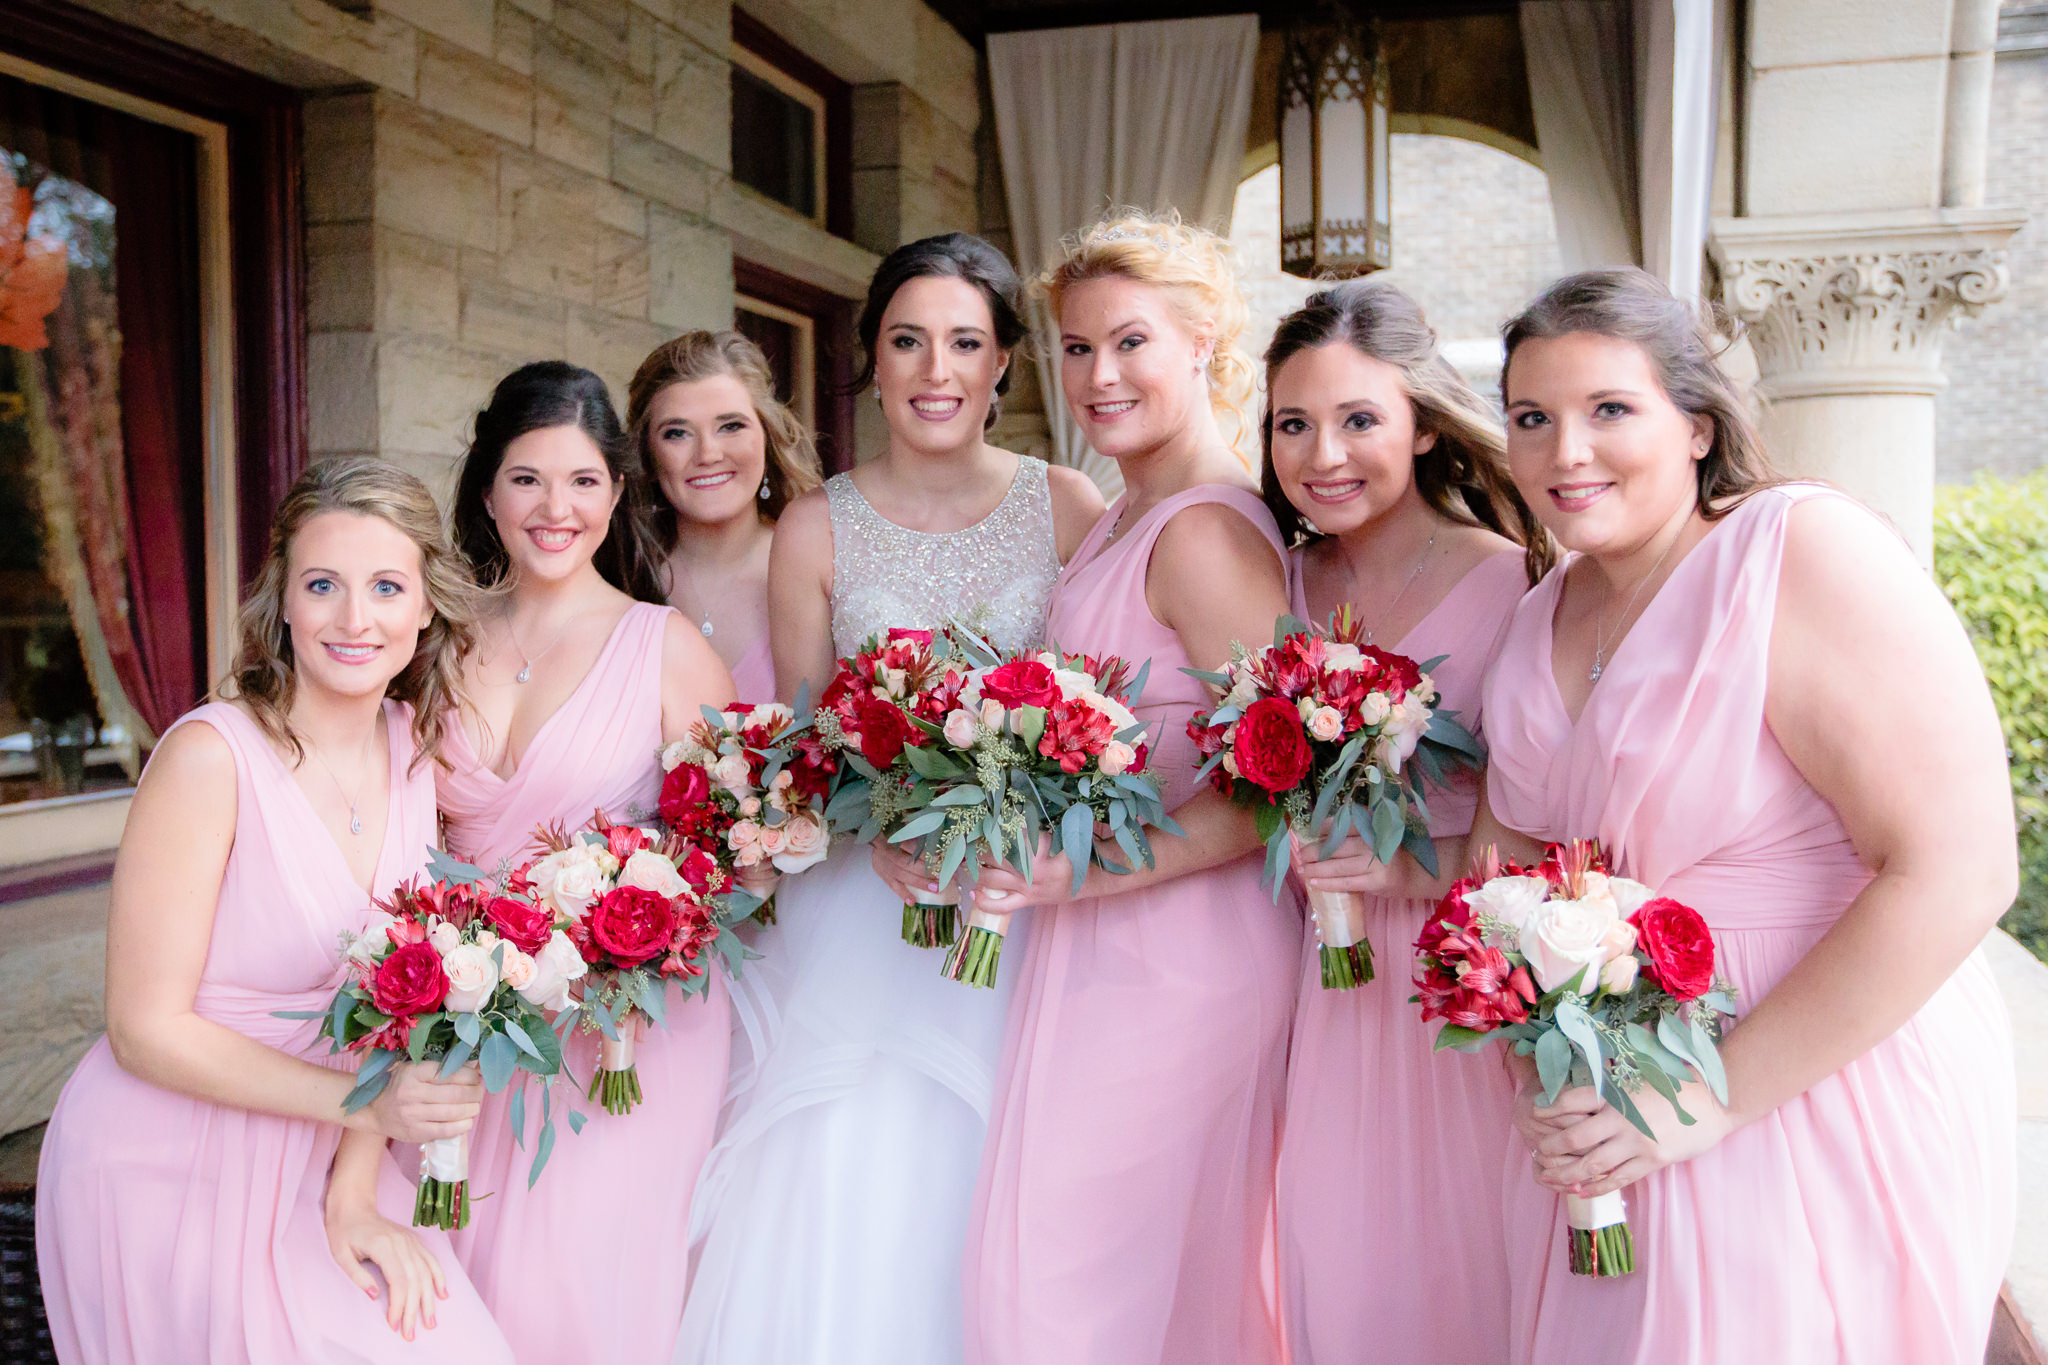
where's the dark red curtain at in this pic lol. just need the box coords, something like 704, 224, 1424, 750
1, 72, 206, 735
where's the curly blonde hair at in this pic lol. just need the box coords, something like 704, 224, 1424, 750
1037, 209, 1257, 458
223, 457, 485, 771
627, 330, 823, 546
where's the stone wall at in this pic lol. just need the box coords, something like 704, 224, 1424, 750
1938, 43, 2048, 482
69, 0, 981, 491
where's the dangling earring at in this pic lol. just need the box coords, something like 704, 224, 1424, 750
874, 389, 884, 407
758, 478, 772, 501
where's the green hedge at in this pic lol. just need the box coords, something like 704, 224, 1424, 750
1932, 471, 2048, 961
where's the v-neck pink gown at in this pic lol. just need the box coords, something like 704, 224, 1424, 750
727, 633, 774, 706
1482, 485, 2015, 1365
964, 486, 1297, 1365
436, 602, 732, 1365
1278, 546, 1528, 1365
35, 701, 512, 1365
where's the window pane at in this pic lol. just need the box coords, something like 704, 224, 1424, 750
735, 305, 799, 407
731, 64, 817, 219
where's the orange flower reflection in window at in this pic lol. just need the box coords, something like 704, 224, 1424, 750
0, 157, 67, 353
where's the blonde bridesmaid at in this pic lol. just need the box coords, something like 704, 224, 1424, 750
36, 459, 510, 1363
1262, 279, 1549, 1365
630, 330, 823, 702
1478, 269, 2015, 1364
962, 214, 1294, 1365
438, 361, 735, 1365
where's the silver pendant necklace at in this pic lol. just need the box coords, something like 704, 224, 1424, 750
1588, 528, 1682, 682
669, 557, 716, 638
304, 720, 377, 835
1343, 523, 1438, 646
505, 612, 574, 684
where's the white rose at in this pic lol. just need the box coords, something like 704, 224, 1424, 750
518, 930, 588, 1013
1222, 751, 1240, 777
756, 822, 791, 857
770, 769, 795, 793
1599, 953, 1639, 995
1082, 691, 1139, 734
1051, 668, 1097, 701
427, 919, 462, 955
1523, 895, 1622, 994
1372, 734, 1407, 775
980, 698, 1005, 728
943, 709, 979, 747
1464, 874, 1552, 935
498, 945, 537, 992
619, 848, 688, 899
441, 942, 500, 1013
773, 813, 830, 874
1322, 642, 1364, 673
659, 740, 691, 773
728, 819, 764, 867
1224, 673, 1260, 710
528, 844, 609, 919
711, 752, 752, 792
746, 702, 793, 731
1306, 706, 1345, 743
342, 914, 391, 965
1099, 740, 1137, 777
1606, 876, 1656, 919
739, 795, 762, 816
1360, 693, 1392, 726
878, 665, 908, 698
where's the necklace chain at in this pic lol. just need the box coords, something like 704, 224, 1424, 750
668, 555, 716, 639
505, 610, 576, 685
302, 718, 377, 836
1344, 523, 1438, 646
1589, 528, 1683, 683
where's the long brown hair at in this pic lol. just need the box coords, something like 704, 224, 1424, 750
222, 456, 483, 769
1261, 278, 1555, 584
626, 330, 823, 548
1501, 268, 1780, 520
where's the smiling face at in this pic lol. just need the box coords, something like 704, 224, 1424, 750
873, 274, 1008, 455
283, 510, 433, 701
1502, 331, 1710, 558
483, 424, 622, 584
1267, 341, 1436, 537
1057, 274, 1213, 462
645, 373, 767, 529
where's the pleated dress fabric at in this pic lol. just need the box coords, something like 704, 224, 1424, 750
964, 485, 1298, 1365
1481, 484, 2016, 1365
35, 700, 513, 1365
436, 602, 732, 1365
1276, 546, 1528, 1365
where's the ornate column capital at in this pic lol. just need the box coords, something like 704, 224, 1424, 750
1708, 208, 2026, 399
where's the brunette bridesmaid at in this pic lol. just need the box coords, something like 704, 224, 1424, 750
1262, 279, 1550, 1365
36, 458, 510, 1363
961, 214, 1294, 1365
630, 330, 823, 702
437, 362, 735, 1365
1477, 270, 2015, 1364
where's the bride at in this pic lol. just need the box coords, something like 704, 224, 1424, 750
675, 232, 1103, 1364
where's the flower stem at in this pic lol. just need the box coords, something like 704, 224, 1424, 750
1319, 940, 1375, 990
752, 894, 777, 927
901, 901, 958, 949
588, 1064, 643, 1117
413, 1177, 469, 1231
1567, 1220, 1635, 1276
941, 925, 1003, 988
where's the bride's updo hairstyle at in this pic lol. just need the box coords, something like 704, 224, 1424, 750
853, 231, 1029, 432
1262, 278, 1555, 583
1501, 268, 1779, 520
1038, 209, 1257, 456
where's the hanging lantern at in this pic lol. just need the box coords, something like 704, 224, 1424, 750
1280, 6, 1393, 278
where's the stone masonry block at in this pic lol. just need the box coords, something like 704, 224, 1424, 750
1749, 0, 1950, 70
307, 220, 375, 330
670, 0, 729, 60
417, 33, 535, 145
566, 305, 671, 402
304, 91, 376, 225
375, 97, 501, 251
377, 229, 462, 337
596, 225, 651, 316
648, 204, 734, 329
629, 8, 656, 78
496, 1, 537, 75
1746, 58, 1946, 215
536, 91, 613, 176
595, 182, 650, 236
460, 274, 570, 354
379, 336, 513, 459
653, 25, 729, 169
613, 127, 717, 211
503, 0, 554, 21
912, 1, 979, 135
380, 0, 497, 57
555, 0, 634, 65
496, 151, 601, 301
308, 331, 381, 453
852, 83, 904, 170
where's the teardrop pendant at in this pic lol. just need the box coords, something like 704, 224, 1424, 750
516, 663, 531, 683
1588, 659, 1604, 683
349, 811, 363, 835
700, 619, 715, 639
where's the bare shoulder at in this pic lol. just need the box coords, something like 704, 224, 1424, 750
146, 715, 238, 789
1777, 492, 1939, 628
1442, 519, 1520, 575
1153, 496, 1283, 577
1044, 462, 1108, 561
127, 713, 239, 839
771, 486, 834, 565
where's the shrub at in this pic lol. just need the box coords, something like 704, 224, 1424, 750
1932, 471, 2048, 961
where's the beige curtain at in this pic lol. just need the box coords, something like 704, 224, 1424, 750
988, 15, 1260, 497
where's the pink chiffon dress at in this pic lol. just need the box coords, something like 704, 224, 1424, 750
728, 633, 774, 704
1481, 484, 2016, 1365
35, 700, 512, 1365
436, 601, 731, 1365
1277, 545, 1528, 1365
963, 485, 1298, 1365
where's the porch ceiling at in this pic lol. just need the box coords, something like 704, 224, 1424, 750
933, 0, 1519, 45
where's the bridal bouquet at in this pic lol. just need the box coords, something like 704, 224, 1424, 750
1187, 611, 1482, 989
658, 700, 836, 924
517, 816, 744, 1116
307, 857, 587, 1229
908, 644, 1173, 988
1414, 839, 1735, 1276
813, 627, 975, 948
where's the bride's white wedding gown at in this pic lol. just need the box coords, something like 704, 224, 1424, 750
676, 457, 1063, 1365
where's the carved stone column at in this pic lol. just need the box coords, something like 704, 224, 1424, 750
1709, 208, 2024, 561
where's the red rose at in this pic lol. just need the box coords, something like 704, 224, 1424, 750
850, 694, 919, 768
586, 885, 682, 968
980, 659, 1060, 710
658, 761, 711, 826
1632, 898, 1716, 1001
1231, 696, 1313, 793
483, 895, 553, 955
371, 940, 449, 1017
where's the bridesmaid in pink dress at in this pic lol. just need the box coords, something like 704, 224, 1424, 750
962, 215, 1295, 1365
36, 458, 509, 1363
440, 363, 736, 1365
629, 330, 825, 704
1477, 270, 2016, 1364
1259, 280, 1549, 1365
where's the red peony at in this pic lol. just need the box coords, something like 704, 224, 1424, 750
658, 761, 711, 827
980, 659, 1060, 710
850, 694, 919, 768
1632, 898, 1716, 1001
371, 940, 450, 1018
585, 886, 681, 968
483, 895, 554, 955
1232, 697, 1314, 793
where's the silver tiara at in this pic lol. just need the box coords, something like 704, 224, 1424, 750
1090, 224, 1186, 255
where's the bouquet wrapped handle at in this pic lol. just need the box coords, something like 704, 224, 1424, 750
1306, 887, 1375, 989
1564, 1190, 1633, 1276
415, 1134, 471, 1230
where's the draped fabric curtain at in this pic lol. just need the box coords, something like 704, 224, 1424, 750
988, 15, 1259, 497
1520, 0, 1718, 300
2, 74, 205, 744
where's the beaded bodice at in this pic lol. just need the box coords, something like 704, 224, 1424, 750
825, 456, 1062, 657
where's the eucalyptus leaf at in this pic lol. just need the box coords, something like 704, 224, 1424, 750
480, 1031, 517, 1093
1534, 1027, 1571, 1104
1552, 1002, 1605, 1099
